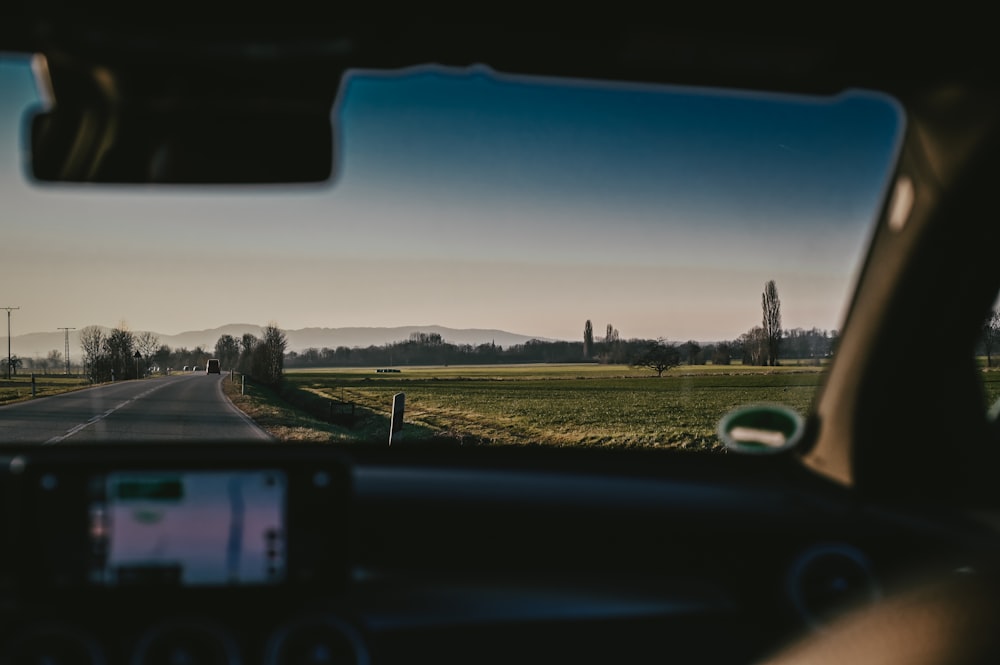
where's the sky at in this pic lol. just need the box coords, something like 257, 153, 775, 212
0, 55, 903, 344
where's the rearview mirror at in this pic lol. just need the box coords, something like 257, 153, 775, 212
28, 106, 334, 184
25, 53, 337, 184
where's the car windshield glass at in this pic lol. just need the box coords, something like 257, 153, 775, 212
0, 56, 903, 449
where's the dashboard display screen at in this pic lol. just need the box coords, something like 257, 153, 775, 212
88, 470, 286, 586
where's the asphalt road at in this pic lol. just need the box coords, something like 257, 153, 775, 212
0, 374, 271, 443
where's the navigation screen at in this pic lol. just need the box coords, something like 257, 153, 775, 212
88, 470, 286, 586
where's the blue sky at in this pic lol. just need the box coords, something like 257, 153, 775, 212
0, 55, 902, 345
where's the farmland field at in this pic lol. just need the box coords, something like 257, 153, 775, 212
980, 370, 1000, 412
0, 375, 91, 405
283, 363, 826, 450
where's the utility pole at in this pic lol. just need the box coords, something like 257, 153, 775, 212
2, 307, 19, 380
58, 327, 75, 375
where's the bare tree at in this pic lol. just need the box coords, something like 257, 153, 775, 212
983, 310, 1000, 368
601, 323, 621, 363
1, 356, 22, 376
631, 339, 680, 377
737, 326, 768, 366
680, 340, 702, 365
239, 333, 258, 374
46, 349, 63, 375
762, 280, 782, 366
583, 320, 593, 359
154, 344, 172, 373
712, 342, 732, 365
104, 323, 136, 379
214, 334, 240, 370
191, 346, 208, 368
252, 322, 287, 386
136, 331, 159, 362
79, 325, 106, 382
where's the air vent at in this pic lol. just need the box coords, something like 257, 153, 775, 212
787, 543, 881, 628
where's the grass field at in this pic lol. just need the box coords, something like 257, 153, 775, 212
11, 362, 1000, 450
0, 375, 91, 405
277, 363, 826, 450
980, 369, 1000, 411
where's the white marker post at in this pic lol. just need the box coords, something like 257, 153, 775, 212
389, 392, 405, 446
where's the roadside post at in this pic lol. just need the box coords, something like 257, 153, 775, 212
389, 392, 405, 446
31, 373, 36, 397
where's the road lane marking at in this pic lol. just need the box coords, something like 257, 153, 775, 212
44, 382, 171, 444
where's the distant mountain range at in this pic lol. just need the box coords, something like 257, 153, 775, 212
6, 324, 555, 358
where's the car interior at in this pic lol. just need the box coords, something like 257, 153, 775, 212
1, 19, 1000, 665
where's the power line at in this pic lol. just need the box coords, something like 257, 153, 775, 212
2, 307, 19, 380
58, 327, 75, 375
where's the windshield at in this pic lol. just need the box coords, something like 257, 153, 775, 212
0, 56, 903, 449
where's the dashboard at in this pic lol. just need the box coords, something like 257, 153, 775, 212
0, 443, 994, 664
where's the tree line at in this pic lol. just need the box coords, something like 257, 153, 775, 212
279, 327, 837, 371
627, 280, 837, 375
5, 280, 846, 381
30, 281, 1000, 386
283, 281, 839, 373
75, 322, 287, 387
282, 331, 658, 369
210, 325, 287, 386
981, 310, 1000, 367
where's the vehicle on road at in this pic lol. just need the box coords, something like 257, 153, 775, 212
0, 18, 998, 665
206, 359, 221, 374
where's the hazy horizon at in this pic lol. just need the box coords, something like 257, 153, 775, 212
0, 56, 902, 345
1, 320, 846, 363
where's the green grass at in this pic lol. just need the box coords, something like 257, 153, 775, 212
980, 369, 1000, 410
221, 375, 363, 442
0, 375, 92, 405
281, 363, 824, 450
287, 362, 823, 379
2, 365, 826, 451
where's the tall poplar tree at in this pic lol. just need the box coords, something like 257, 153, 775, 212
762, 280, 782, 366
